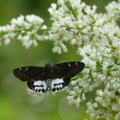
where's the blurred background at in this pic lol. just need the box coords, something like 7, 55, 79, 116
0, 0, 114, 120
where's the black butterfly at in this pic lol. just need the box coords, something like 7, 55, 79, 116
13, 62, 85, 93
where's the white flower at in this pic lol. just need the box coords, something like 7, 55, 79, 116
11, 15, 24, 26
84, 5, 97, 15
105, 1, 120, 19
70, 81, 77, 85
4, 38, 10, 45
82, 93, 86, 101
69, 91, 76, 96
26, 15, 44, 25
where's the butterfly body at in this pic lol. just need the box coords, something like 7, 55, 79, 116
13, 62, 85, 93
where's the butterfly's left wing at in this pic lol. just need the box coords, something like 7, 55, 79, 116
13, 66, 48, 93
50, 62, 85, 92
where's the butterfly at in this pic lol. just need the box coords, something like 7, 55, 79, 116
13, 62, 85, 93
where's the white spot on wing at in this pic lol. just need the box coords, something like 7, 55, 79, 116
19, 68, 22, 71
25, 67, 28, 71
51, 78, 64, 92
75, 62, 78, 66
33, 80, 47, 93
68, 62, 71, 66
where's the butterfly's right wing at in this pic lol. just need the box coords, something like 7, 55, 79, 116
50, 62, 85, 92
13, 66, 48, 93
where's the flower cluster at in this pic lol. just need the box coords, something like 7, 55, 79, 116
87, 85, 120, 120
0, 15, 48, 48
1, 0, 120, 119
105, 1, 120, 20
48, 0, 120, 119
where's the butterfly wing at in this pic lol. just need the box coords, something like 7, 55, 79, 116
50, 62, 85, 92
13, 66, 48, 93
13, 66, 45, 81
52, 62, 85, 78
